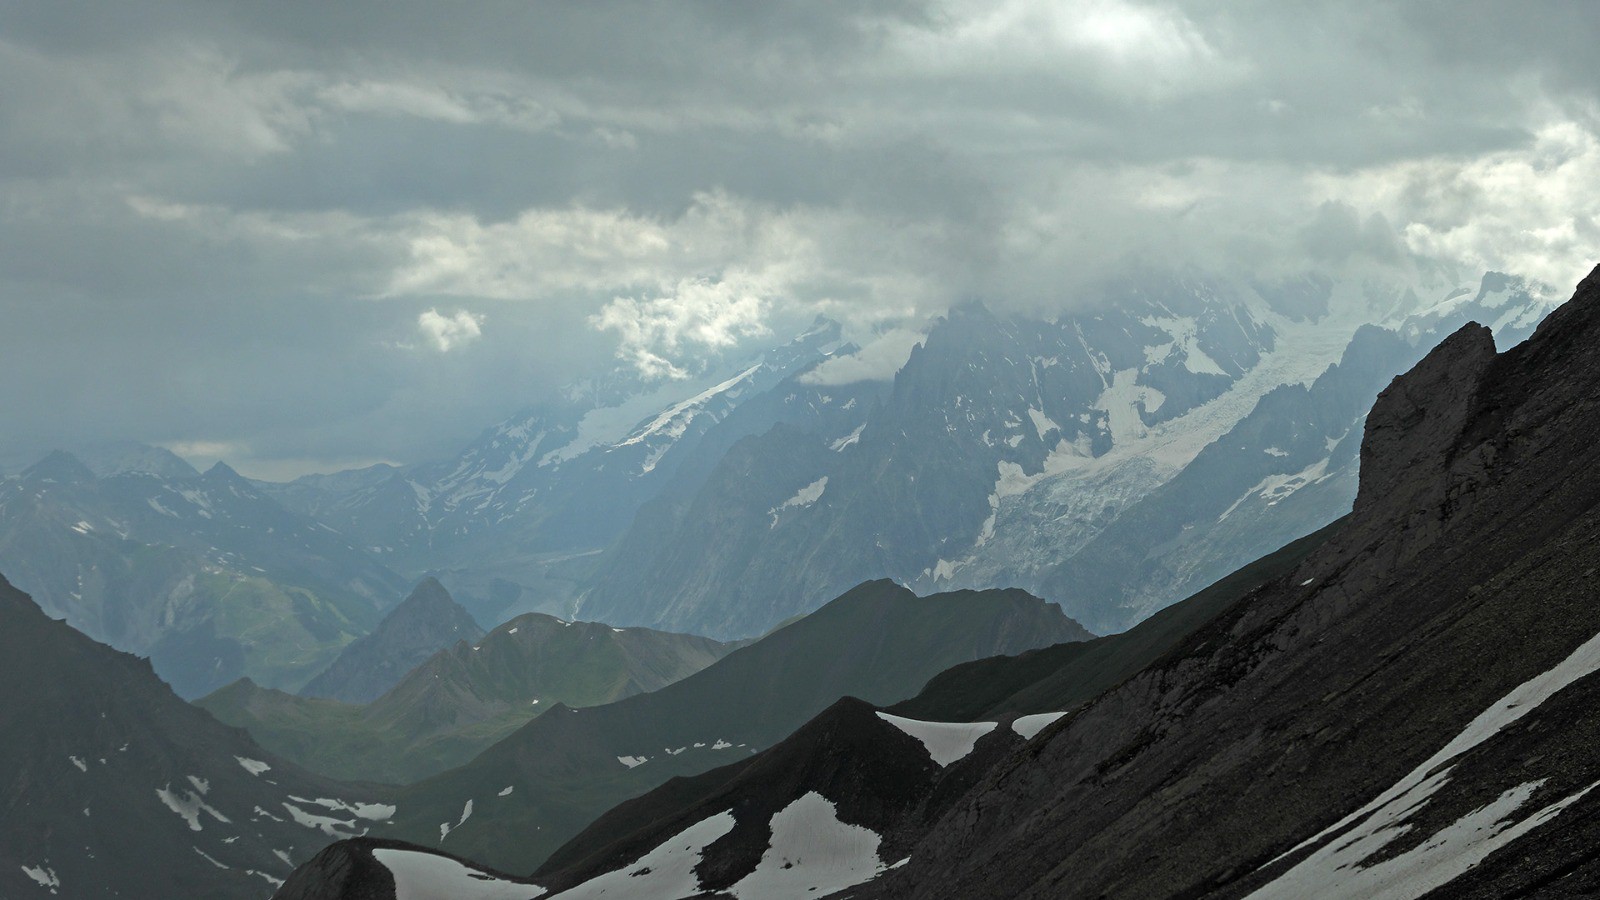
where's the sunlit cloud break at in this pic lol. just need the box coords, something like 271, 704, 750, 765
417, 308, 486, 352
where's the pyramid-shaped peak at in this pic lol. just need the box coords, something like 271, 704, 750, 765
22, 449, 96, 485
203, 460, 244, 480
399, 577, 455, 609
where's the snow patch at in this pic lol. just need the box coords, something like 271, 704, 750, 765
282, 802, 360, 838
440, 799, 474, 840
291, 796, 395, 822
235, 756, 270, 776
499, 786, 514, 797
1218, 457, 1332, 522
876, 713, 997, 766
68, 756, 86, 772
769, 476, 828, 528
1253, 623, 1600, 896
373, 848, 545, 900
1012, 712, 1067, 740
730, 792, 888, 899
1142, 316, 1228, 376
1250, 778, 1596, 900
248, 870, 285, 887
830, 423, 866, 452
552, 811, 735, 900
145, 497, 177, 517
20, 864, 60, 893
930, 558, 962, 582
1026, 407, 1060, 440
614, 365, 762, 473
157, 785, 230, 832
617, 755, 647, 769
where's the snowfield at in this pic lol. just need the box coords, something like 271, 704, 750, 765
1012, 712, 1067, 740
373, 848, 544, 900
875, 713, 996, 766
730, 792, 888, 899
552, 812, 736, 899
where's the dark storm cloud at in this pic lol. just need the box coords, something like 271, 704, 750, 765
1, 0, 1597, 475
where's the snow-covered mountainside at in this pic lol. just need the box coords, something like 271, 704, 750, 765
247, 269, 1553, 640
281, 318, 856, 622
0, 453, 409, 697
0, 572, 394, 900
577, 271, 1559, 638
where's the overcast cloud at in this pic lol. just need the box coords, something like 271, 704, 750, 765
1, 0, 1597, 477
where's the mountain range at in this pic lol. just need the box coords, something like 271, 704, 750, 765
273, 264, 1600, 899
577, 271, 1558, 637
357, 581, 1088, 874
0, 453, 410, 697
9, 268, 1546, 699
252, 269, 1555, 644
198, 591, 740, 784
264, 318, 863, 625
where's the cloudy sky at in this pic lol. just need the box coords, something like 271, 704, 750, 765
2, 0, 1597, 478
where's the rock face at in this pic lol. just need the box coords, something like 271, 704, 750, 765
300, 578, 484, 704
0, 573, 391, 900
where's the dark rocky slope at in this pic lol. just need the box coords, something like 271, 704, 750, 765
0, 573, 391, 900
512, 520, 1334, 897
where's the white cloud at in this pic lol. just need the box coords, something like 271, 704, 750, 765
1316, 121, 1600, 288
799, 328, 925, 386
889, 0, 1247, 102
379, 190, 960, 375
590, 274, 773, 380
417, 308, 485, 352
